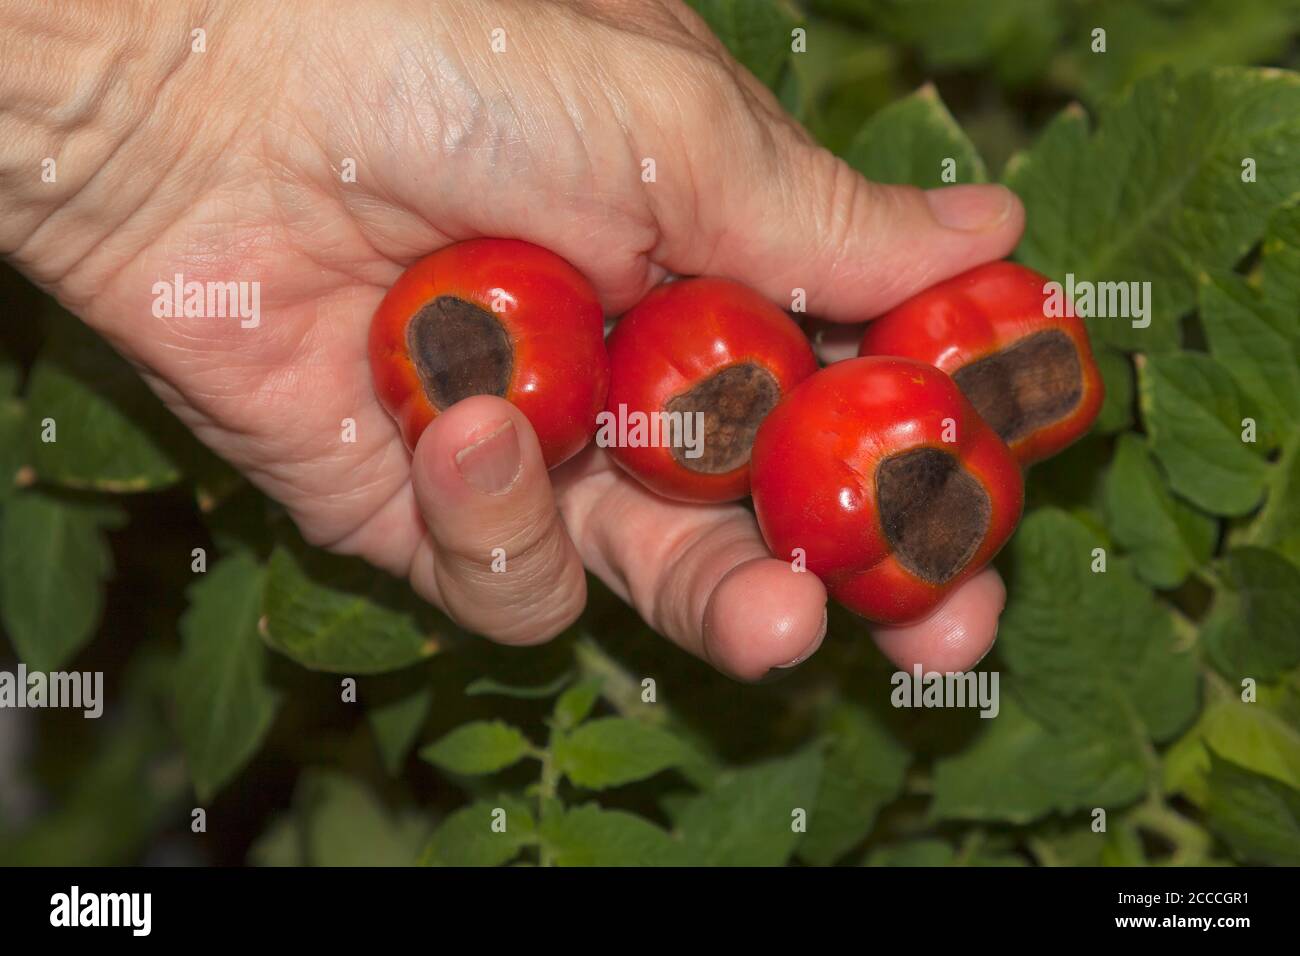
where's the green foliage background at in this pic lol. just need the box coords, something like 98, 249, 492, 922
2, 0, 1299, 866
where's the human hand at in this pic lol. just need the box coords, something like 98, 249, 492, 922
0, 0, 1023, 680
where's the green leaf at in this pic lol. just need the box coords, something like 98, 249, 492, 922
420, 796, 535, 867
552, 676, 603, 730
367, 676, 433, 776
671, 748, 823, 866
931, 695, 1146, 824
571, 636, 720, 788
798, 701, 909, 866
1086, 0, 1300, 104
1103, 433, 1216, 589
684, 0, 801, 92
464, 672, 572, 699
997, 508, 1200, 745
261, 542, 448, 674
191, 450, 244, 516
554, 717, 690, 789
864, 839, 956, 867
0, 655, 181, 865
783, 19, 899, 154
845, 84, 987, 188
931, 702, 1062, 823
1006, 69, 1300, 351
1246, 430, 1300, 565
176, 552, 279, 801
965, 846, 1031, 867
24, 314, 187, 491
1200, 271, 1300, 444
1165, 686, 1300, 805
932, 510, 1198, 822
247, 815, 303, 867
420, 720, 533, 776
1058, 0, 1300, 106
1240, 205, 1300, 561
202, 483, 277, 558
540, 803, 687, 866
0, 490, 123, 670
867, 0, 1065, 86
295, 771, 429, 866
1027, 824, 1111, 867
1093, 346, 1134, 434
864, 831, 1027, 866
1204, 753, 1300, 865
1201, 548, 1300, 682
1139, 353, 1269, 515
1023, 432, 1109, 516
1099, 824, 1149, 867
1260, 202, 1300, 314
0, 397, 26, 502
0, 350, 18, 397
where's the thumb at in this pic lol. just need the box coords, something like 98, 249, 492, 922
407, 395, 586, 645
664, 126, 1024, 321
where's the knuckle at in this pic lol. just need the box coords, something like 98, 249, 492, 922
436, 504, 561, 572
646, 521, 728, 637
677, 54, 750, 123
446, 565, 586, 645
795, 150, 925, 308
433, 507, 586, 643
812, 151, 869, 260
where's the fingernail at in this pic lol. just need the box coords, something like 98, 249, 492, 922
455, 420, 521, 495
777, 609, 828, 669
925, 184, 1015, 231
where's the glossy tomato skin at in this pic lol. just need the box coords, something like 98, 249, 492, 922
858, 261, 1103, 465
604, 278, 818, 502
751, 357, 1024, 625
369, 238, 608, 468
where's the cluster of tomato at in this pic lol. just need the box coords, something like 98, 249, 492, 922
370, 239, 1102, 625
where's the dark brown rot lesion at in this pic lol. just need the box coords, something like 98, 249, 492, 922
951, 330, 1083, 444
666, 362, 780, 474
876, 447, 991, 584
407, 296, 514, 410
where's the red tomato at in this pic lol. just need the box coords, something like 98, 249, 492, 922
751, 357, 1024, 625
369, 239, 608, 468
603, 278, 818, 502
859, 261, 1104, 466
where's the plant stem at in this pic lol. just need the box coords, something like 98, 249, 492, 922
954, 829, 984, 866
536, 733, 560, 868
1168, 607, 1200, 650
1128, 798, 1212, 866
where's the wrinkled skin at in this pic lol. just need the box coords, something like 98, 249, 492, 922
2, 0, 1023, 680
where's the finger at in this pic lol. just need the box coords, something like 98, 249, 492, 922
407, 395, 586, 645
705, 557, 829, 679
554, 455, 827, 681
655, 122, 1024, 321
870, 568, 1006, 672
